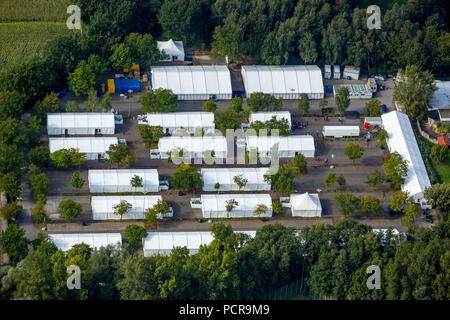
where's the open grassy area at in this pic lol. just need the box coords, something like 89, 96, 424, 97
0, 22, 69, 72
0, 0, 71, 22
433, 158, 450, 183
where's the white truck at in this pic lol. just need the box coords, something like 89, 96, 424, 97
343, 66, 360, 80
324, 65, 332, 79
322, 126, 360, 138
333, 65, 341, 79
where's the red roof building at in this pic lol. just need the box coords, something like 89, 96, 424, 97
437, 135, 450, 146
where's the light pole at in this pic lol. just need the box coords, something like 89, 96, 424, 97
128, 89, 133, 117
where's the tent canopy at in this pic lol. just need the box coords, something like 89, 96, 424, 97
92, 195, 163, 220
88, 169, 159, 193
47, 113, 115, 131
49, 233, 122, 251
201, 194, 272, 216
245, 135, 315, 157
147, 112, 214, 130
249, 111, 292, 128
158, 136, 227, 155
157, 39, 185, 60
49, 137, 118, 154
290, 193, 322, 217
201, 168, 271, 191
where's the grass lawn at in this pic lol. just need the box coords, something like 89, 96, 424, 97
0, 0, 70, 22
433, 158, 450, 183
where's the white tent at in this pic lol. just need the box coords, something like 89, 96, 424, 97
245, 135, 315, 158
381, 111, 431, 206
249, 111, 292, 129
146, 112, 215, 134
290, 193, 322, 217
241, 65, 324, 99
158, 136, 227, 159
49, 137, 119, 160
91, 195, 163, 220
49, 233, 122, 251
201, 194, 272, 218
157, 39, 185, 62
143, 231, 256, 256
47, 113, 115, 136
151, 65, 232, 100
89, 169, 159, 193
201, 168, 271, 191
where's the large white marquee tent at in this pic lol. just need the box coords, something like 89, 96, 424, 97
381, 111, 431, 206
157, 39, 185, 62
158, 136, 227, 159
201, 168, 271, 191
49, 233, 122, 251
91, 195, 163, 220
200, 194, 272, 218
47, 113, 115, 135
290, 193, 322, 217
49, 137, 119, 160
151, 65, 232, 100
245, 135, 315, 158
249, 111, 292, 129
89, 169, 159, 193
146, 112, 215, 134
241, 65, 324, 99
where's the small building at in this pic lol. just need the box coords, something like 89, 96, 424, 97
290, 193, 322, 217
333, 84, 372, 99
47, 113, 115, 136
364, 117, 382, 128
438, 135, 450, 146
157, 39, 185, 62
249, 111, 292, 130
49, 233, 122, 251
246, 135, 315, 158
438, 109, 450, 123
91, 195, 163, 220
107, 78, 140, 94
324, 64, 332, 79
333, 65, 341, 79
201, 168, 271, 191
200, 194, 272, 218
322, 126, 360, 138
88, 169, 160, 193
343, 66, 360, 80
142, 112, 215, 134
158, 136, 227, 159
49, 137, 119, 160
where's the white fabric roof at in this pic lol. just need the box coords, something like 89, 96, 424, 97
245, 135, 315, 152
201, 168, 270, 186
201, 194, 272, 212
249, 111, 292, 127
49, 233, 122, 251
49, 137, 118, 154
151, 65, 232, 96
89, 169, 159, 190
430, 80, 450, 109
290, 193, 322, 211
92, 195, 163, 220
381, 111, 431, 199
157, 39, 184, 56
47, 113, 115, 130
242, 65, 324, 95
147, 112, 214, 128
158, 136, 227, 153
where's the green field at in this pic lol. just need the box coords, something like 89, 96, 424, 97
434, 158, 450, 183
0, 22, 69, 72
0, 0, 71, 22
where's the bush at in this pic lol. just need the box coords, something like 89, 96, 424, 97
32, 203, 46, 223
0, 202, 22, 221
29, 173, 49, 204
125, 224, 147, 245
59, 199, 82, 221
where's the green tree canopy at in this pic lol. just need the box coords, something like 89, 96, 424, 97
125, 224, 148, 246
139, 89, 177, 113
172, 164, 203, 192
59, 199, 82, 221
335, 86, 350, 117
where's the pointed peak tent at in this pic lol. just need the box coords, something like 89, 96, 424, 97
157, 39, 185, 62
290, 192, 322, 217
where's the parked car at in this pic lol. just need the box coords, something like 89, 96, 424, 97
261, 217, 269, 222
374, 75, 385, 81
382, 104, 388, 113
198, 219, 205, 223
178, 191, 185, 196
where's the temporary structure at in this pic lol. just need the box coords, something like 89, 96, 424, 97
145, 112, 215, 134
343, 66, 360, 80
249, 111, 292, 129
49, 137, 119, 160
91, 195, 163, 220
201, 168, 271, 191
290, 193, 322, 217
241, 65, 324, 99
322, 126, 360, 138
150, 65, 232, 100
381, 111, 431, 207
157, 39, 185, 62
245, 135, 315, 158
47, 113, 115, 135
143, 231, 256, 256
49, 233, 122, 251
333, 84, 372, 99
158, 136, 227, 159
88, 169, 159, 193
200, 194, 272, 218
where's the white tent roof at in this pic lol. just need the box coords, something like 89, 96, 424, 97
249, 111, 292, 127
245, 135, 315, 153
158, 136, 227, 154
147, 112, 214, 128
430, 80, 450, 109
88, 169, 159, 190
290, 193, 322, 211
201, 168, 270, 186
92, 195, 163, 220
242, 65, 324, 96
201, 194, 272, 212
49, 233, 122, 251
151, 65, 232, 96
157, 39, 184, 56
47, 113, 115, 130
381, 111, 431, 198
49, 137, 118, 154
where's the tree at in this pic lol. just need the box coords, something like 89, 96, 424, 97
211, 24, 245, 62
272, 200, 282, 215
298, 32, 318, 64
139, 89, 177, 113
290, 154, 307, 176
29, 173, 49, 204
229, 97, 243, 114
32, 92, 60, 121
365, 99, 382, 116
71, 171, 85, 189
249, 118, 291, 136
247, 92, 282, 112
214, 110, 239, 133
366, 170, 385, 186
0, 91, 25, 120
66, 100, 80, 112
263, 165, 294, 194
335, 86, 350, 117
145, 200, 169, 228
110, 33, 161, 69
113, 200, 132, 221
26, 115, 42, 147
130, 175, 144, 191
424, 183, 450, 221
28, 146, 50, 168
390, 191, 412, 212
172, 164, 203, 193
0, 202, 22, 221
51, 148, 86, 168
375, 129, 388, 148
59, 199, 82, 221
253, 204, 268, 217
101, 92, 112, 112
31, 203, 46, 223
0, 144, 27, 176
0, 118, 27, 146
106, 144, 137, 168
334, 190, 358, 216
233, 175, 248, 190
86, 90, 100, 112
337, 174, 346, 186
138, 125, 164, 149
214, 182, 220, 191
225, 199, 238, 215
68, 55, 107, 97
203, 100, 217, 113
324, 172, 336, 187
431, 144, 448, 163
358, 196, 383, 214
319, 98, 328, 110
0, 224, 28, 263
344, 143, 365, 163
383, 152, 408, 189
297, 93, 310, 115
125, 225, 147, 246
0, 172, 22, 199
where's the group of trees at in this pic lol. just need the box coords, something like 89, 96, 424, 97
263, 153, 307, 194
334, 190, 384, 216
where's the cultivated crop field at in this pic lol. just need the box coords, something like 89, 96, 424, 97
0, 0, 71, 22
0, 22, 69, 72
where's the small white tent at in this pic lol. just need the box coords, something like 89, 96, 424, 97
49, 137, 119, 160
201, 194, 272, 218
245, 135, 315, 158
49, 233, 122, 251
91, 195, 163, 220
88, 169, 159, 193
146, 112, 215, 134
47, 113, 115, 135
157, 39, 185, 62
290, 193, 322, 217
158, 136, 227, 159
201, 168, 271, 191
